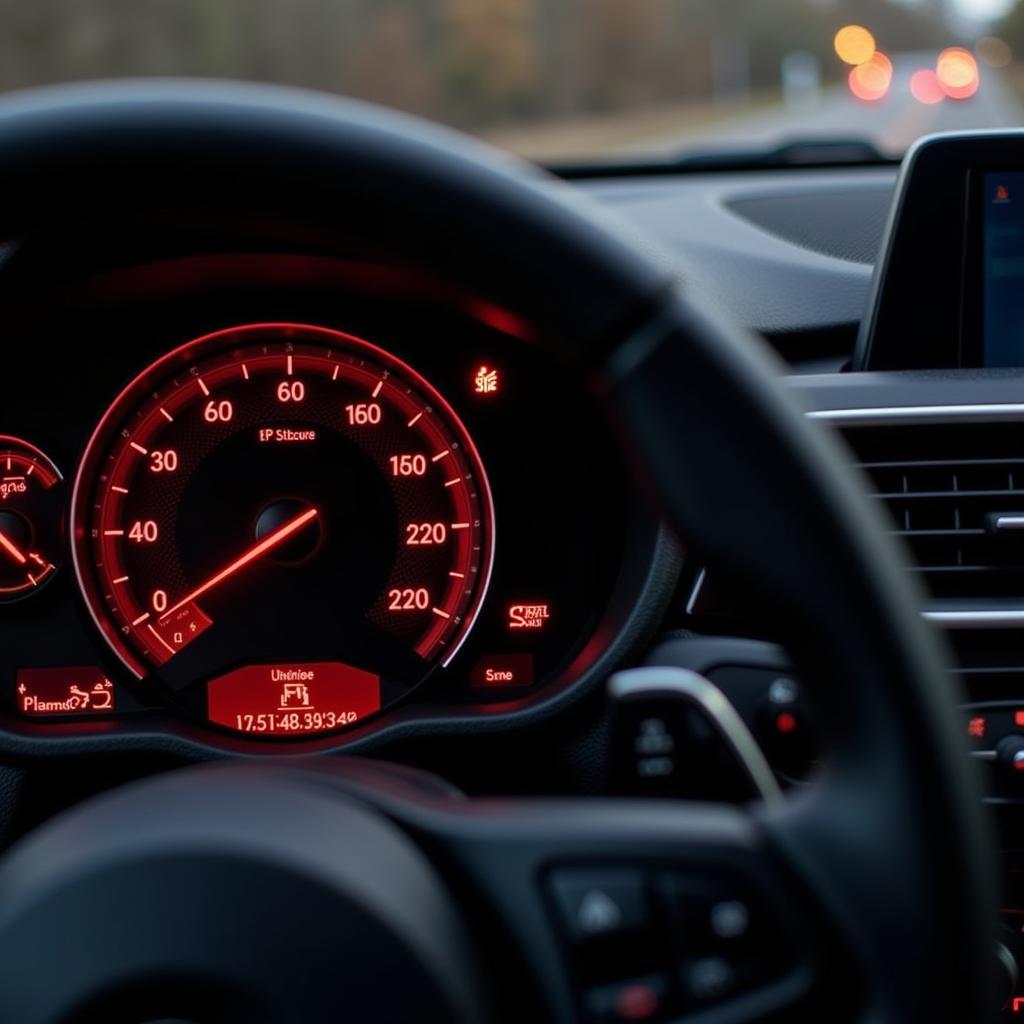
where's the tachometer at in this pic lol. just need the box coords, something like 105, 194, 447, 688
0, 437, 63, 601
72, 323, 494, 736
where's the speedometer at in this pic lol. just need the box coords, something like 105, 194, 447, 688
72, 323, 494, 737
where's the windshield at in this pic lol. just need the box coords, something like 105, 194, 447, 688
1, 0, 1020, 164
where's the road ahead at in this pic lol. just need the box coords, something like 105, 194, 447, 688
627, 53, 1024, 158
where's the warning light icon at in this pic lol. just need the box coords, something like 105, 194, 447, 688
508, 603, 550, 630
473, 366, 499, 395
278, 682, 312, 710
15, 667, 115, 717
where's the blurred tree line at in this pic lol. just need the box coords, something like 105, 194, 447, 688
0, 0, 950, 129
1000, 0, 1024, 55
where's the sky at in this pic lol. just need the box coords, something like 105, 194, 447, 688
953, 0, 1014, 22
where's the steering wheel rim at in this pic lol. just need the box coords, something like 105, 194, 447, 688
0, 80, 996, 1024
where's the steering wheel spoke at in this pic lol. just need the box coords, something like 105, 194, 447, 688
390, 791, 828, 1024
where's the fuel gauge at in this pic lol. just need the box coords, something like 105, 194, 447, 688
0, 437, 64, 602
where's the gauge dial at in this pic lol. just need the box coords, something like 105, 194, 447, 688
0, 437, 63, 601
72, 323, 494, 736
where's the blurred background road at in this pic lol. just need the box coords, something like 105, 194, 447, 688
629, 52, 1024, 158
2, 0, 1024, 165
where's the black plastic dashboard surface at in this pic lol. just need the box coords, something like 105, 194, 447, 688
576, 168, 897, 341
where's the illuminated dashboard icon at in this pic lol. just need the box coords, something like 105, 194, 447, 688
15, 666, 116, 717
508, 603, 551, 630
473, 365, 500, 395
0, 437, 64, 603
470, 653, 535, 688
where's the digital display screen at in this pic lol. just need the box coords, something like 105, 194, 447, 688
983, 172, 1024, 366
206, 661, 381, 735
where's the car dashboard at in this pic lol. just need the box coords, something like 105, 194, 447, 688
579, 139, 1024, 964
0, 77, 1018, 1024
3, 128, 1024, 829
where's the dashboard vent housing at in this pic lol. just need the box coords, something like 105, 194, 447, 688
841, 420, 1024, 602
726, 187, 891, 266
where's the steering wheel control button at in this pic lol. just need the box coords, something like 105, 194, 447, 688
608, 687, 709, 797
661, 875, 755, 950
548, 868, 671, 991
753, 678, 818, 781
756, 703, 816, 780
585, 975, 670, 1024
767, 676, 799, 705
609, 668, 784, 803
710, 900, 751, 941
657, 870, 792, 1008
550, 869, 649, 943
683, 957, 737, 1003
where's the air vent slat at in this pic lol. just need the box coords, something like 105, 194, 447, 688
908, 566, 1010, 574
874, 489, 1024, 500
841, 421, 1024, 602
891, 528, 985, 537
861, 456, 1024, 469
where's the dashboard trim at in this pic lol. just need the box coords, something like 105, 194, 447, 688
808, 403, 1024, 425
921, 608, 1024, 628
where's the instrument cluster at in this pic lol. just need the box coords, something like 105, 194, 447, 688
0, 255, 669, 753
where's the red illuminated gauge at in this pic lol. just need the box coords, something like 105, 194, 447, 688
72, 324, 494, 737
0, 437, 63, 602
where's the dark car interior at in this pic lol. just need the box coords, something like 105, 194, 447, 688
0, 70, 1020, 1024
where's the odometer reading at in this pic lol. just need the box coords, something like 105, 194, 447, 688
72, 323, 494, 736
236, 712, 357, 733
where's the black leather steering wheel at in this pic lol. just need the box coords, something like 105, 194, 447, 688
0, 82, 995, 1024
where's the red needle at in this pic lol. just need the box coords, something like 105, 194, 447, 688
0, 525, 27, 566
161, 506, 319, 619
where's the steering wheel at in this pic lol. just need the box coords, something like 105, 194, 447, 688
0, 82, 995, 1024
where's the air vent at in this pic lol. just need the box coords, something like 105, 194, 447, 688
840, 419, 1024, 602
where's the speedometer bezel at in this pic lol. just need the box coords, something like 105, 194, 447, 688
0, 250, 673, 761
70, 321, 496, 735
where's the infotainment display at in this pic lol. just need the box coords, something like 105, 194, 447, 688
856, 133, 1024, 371
982, 172, 1024, 367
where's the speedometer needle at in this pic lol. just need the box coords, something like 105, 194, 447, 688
161, 506, 319, 619
0, 527, 27, 566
